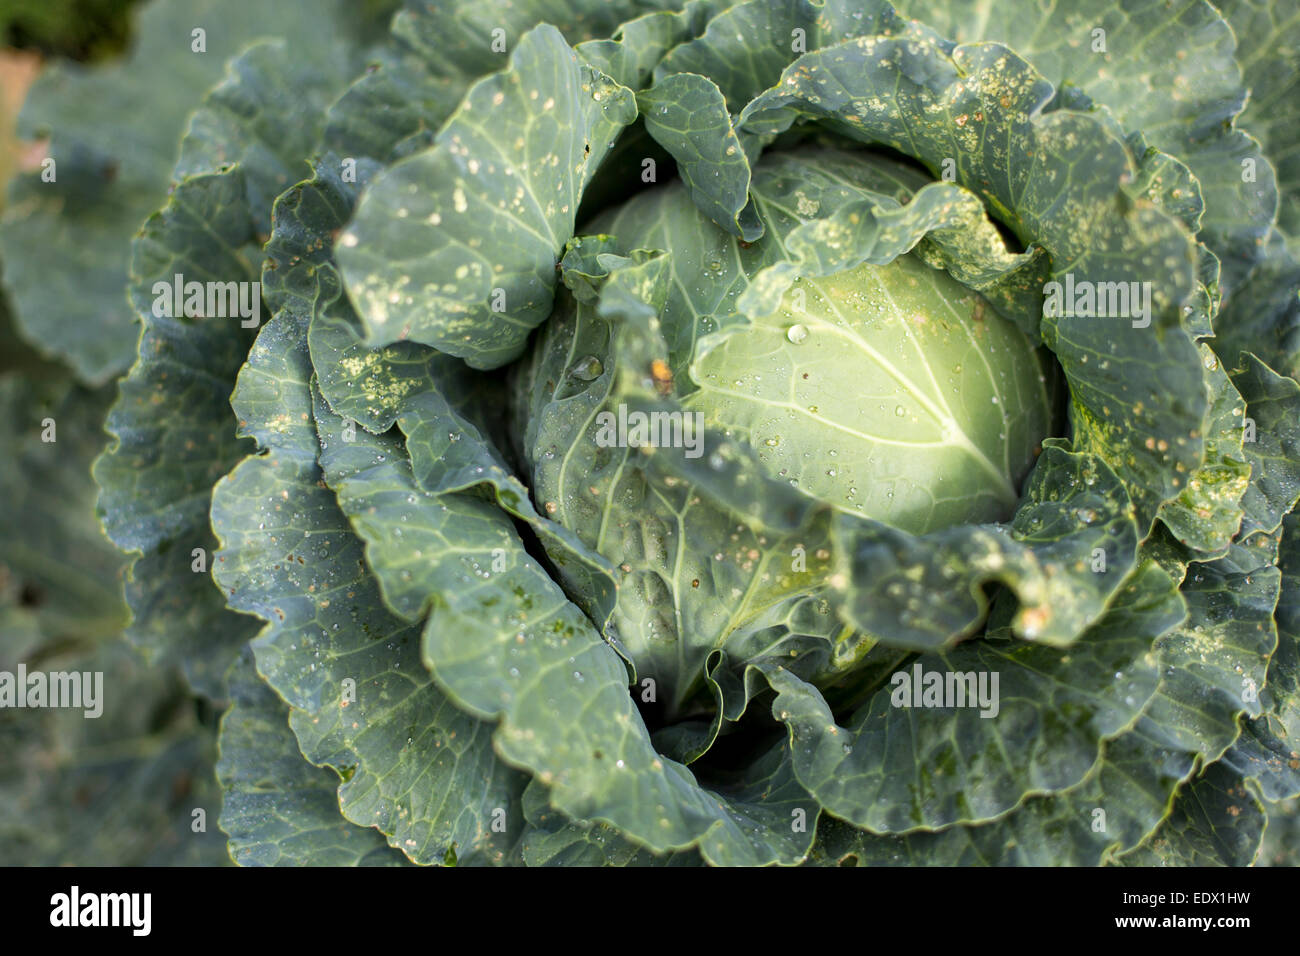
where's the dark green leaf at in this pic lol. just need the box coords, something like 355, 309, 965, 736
336, 26, 638, 367
217, 648, 409, 866
1232, 352, 1300, 535
762, 560, 1178, 832
639, 72, 762, 240
211, 312, 525, 865
1114, 762, 1265, 866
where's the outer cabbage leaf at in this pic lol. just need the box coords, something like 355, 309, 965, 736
1230, 353, 1300, 536
1221, 513, 1300, 799
211, 310, 525, 866
261, 156, 453, 436
1258, 795, 1300, 866
1154, 344, 1250, 553
311, 385, 819, 866
1214, 232, 1300, 383
803, 535, 1277, 864
810, 758, 1266, 867
831, 442, 1137, 651
653, 0, 909, 108
320, 0, 683, 170
575, 0, 731, 91
892, 0, 1278, 291
1114, 762, 1265, 866
93, 36, 367, 698
388, 0, 673, 84
336, 26, 638, 367
217, 648, 410, 866
638, 72, 763, 240
759, 560, 1178, 833
92, 171, 261, 699
260, 157, 622, 626
1217, 0, 1300, 235
513, 779, 702, 866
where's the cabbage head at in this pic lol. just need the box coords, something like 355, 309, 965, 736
2, 0, 1298, 867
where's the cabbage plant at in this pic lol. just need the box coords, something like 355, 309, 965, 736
2, 0, 1298, 866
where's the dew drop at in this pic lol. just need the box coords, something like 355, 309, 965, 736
568, 355, 603, 380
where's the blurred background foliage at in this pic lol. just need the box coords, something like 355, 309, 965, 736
1, 0, 144, 211
2, 0, 140, 62
0, 0, 229, 866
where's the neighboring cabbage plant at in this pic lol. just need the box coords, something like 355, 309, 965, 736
1, 0, 1298, 866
